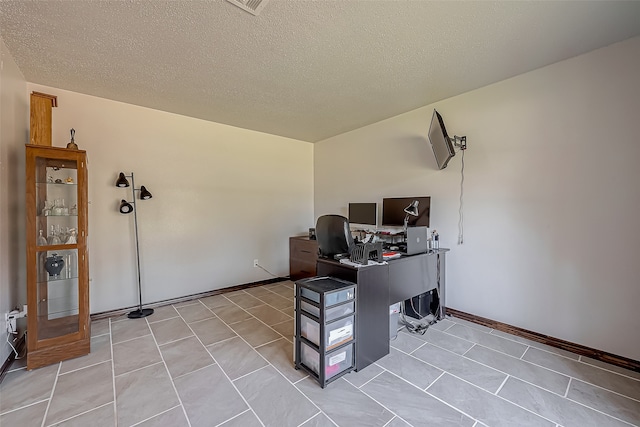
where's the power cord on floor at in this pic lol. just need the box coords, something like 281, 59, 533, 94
399, 291, 444, 335
255, 263, 278, 278
6, 328, 25, 359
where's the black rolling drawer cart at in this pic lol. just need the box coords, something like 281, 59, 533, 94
294, 276, 356, 388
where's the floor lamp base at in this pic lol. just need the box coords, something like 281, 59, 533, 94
128, 308, 154, 319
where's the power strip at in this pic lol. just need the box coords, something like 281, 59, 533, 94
5, 305, 27, 335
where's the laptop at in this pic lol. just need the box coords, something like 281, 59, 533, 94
405, 226, 429, 255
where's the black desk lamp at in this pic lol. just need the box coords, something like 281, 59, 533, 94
116, 172, 154, 319
403, 200, 419, 236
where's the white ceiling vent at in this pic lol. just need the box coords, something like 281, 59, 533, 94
226, 0, 269, 16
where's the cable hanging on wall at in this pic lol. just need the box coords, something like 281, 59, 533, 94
458, 146, 466, 245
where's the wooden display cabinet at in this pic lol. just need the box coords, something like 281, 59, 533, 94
26, 144, 90, 369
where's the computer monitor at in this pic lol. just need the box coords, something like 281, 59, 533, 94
315, 215, 355, 259
382, 197, 430, 227
348, 203, 377, 226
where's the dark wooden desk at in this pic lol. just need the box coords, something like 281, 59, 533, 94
316, 249, 448, 371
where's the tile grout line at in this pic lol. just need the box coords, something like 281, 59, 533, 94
457, 344, 573, 397
354, 376, 422, 427
148, 315, 179, 325
383, 350, 559, 426
39, 361, 62, 427
145, 316, 193, 427
171, 361, 217, 382
144, 316, 193, 427
176, 309, 267, 427
213, 408, 252, 427
424, 372, 560, 427
295, 411, 327, 427
385, 317, 640, 418
111, 332, 152, 346
214, 291, 341, 427
381, 416, 398, 427
0, 398, 48, 417
490, 328, 581, 361
563, 377, 572, 398
494, 375, 510, 395
206, 299, 314, 391
230, 364, 270, 382
562, 393, 640, 425
228, 293, 293, 321
343, 367, 386, 390
113, 361, 164, 378
156, 333, 198, 348
58, 358, 112, 376
44, 401, 113, 427
109, 318, 118, 425
508, 354, 640, 400
253, 336, 287, 350
129, 404, 182, 427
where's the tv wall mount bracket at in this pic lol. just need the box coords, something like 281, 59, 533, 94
452, 135, 467, 151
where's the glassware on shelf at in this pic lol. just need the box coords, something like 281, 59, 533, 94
70, 204, 77, 216
57, 226, 68, 244
53, 199, 65, 216
37, 230, 48, 246
48, 226, 61, 245
65, 229, 77, 244
42, 200, 52, 217
64, 252, 77, 278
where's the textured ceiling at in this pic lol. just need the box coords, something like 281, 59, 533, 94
2, 1, 640, 143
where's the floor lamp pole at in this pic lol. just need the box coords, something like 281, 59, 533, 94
128, 172, 153, 319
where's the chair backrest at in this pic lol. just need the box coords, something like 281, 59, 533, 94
315, 215, 354, 258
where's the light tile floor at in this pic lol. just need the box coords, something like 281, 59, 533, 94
1, 280, 639, 427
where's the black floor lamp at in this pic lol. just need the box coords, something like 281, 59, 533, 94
116, 172, 154, 319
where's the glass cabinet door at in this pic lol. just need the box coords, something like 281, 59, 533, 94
33, 156, 81, 340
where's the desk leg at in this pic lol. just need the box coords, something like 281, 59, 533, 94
437, 253, 446, 319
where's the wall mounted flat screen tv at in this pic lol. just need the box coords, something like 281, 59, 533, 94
348, 202, 377, 226
382, 197, 430, 227
428, 109, 455, 170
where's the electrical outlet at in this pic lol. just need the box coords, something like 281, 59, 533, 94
253, 259, 259, 267
4, 312, 10, 334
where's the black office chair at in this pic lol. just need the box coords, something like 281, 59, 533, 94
315, 215, 355, 259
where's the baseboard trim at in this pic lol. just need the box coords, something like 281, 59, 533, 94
0, 333, 26, 384
445, 307, 640, 373
90, 277, 289, 321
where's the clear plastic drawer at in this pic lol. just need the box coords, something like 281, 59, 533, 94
300, 313, 354, 350
300, 300, 354, 322
300, 341, 354, 380
300, 286, 355, 307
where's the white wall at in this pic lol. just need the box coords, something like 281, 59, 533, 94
27, 84, 314, 314
314, 36, 640, 361
0, 38, 29, 363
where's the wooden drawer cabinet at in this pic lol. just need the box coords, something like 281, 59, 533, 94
289, 236, 318, 281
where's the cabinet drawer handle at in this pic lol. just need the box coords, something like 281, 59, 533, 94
300, 250, 311, 254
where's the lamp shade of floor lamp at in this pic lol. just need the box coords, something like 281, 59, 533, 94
116, 172, 154, 319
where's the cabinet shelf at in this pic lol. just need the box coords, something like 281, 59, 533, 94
36, 244, 78, 251
36, 182, 77, 186
37, 274, 79, 284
